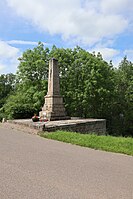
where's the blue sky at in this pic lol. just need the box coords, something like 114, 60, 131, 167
0, 0, 133, 74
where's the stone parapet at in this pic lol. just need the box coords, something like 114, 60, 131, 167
5, 118, 106, 135
43, 119, 106, 135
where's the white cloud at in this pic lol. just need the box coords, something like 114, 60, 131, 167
6, 40, 48, 46
0, 63, 5, 72
1, 0, 132, 72
6, 0, 129, 46
0, 41, 19, 59
0, 41, 20, 74
90, 47, 120, 61
89, 42, 123, 67
101, 0, 133, 14
7, 40, 39, 45
124, 49, 133, 61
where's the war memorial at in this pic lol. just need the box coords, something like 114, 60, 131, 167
6, 58, 106, 134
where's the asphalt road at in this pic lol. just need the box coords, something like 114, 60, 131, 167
0, 126, 133, 199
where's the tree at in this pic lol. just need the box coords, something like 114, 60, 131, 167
113, 57, 133, 136
3, 43, 132, 137
3, 42, 49, 119
0, 73, 15, 108
49, 46, 116, 121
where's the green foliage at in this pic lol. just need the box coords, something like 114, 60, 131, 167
0, 107, 5, 122
3, 42, 48, 119
3, 84, 47, 119
0, 73, 15, 108
1, 43, 132, 136
3, 92, 34, 119
110, 57, 133, 136
49, 46, 115, 119
41, 131, 133, 156
17, 42, 49, 84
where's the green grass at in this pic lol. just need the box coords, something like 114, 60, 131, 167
40, 131, 133, 156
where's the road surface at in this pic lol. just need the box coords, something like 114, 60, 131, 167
0, 126, 133, 199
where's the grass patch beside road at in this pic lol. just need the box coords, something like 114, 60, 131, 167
40, 131, 133, 156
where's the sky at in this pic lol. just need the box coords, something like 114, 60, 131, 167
0, 0, 133, 74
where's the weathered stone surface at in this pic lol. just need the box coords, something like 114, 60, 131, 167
43, 119, 106, 135
39, 58, 70, 121
6, 118, 106, 135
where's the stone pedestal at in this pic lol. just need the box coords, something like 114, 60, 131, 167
39, 58, 70, 121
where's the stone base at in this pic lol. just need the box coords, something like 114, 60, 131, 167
40, 94, 70, 121
39, 110, 70, 121
6, 118, 106, 135
43, 119, 106, 134
47, 116, 71, 121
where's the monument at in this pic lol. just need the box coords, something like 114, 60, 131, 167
5, 58, 106, 134
39, 58, 70, 121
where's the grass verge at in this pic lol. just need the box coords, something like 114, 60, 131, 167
40, 131, 133, 156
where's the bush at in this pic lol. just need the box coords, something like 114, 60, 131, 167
3, 93, 38, 119
0, 108, 6, 122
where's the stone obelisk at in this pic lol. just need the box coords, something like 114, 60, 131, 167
39, 58, 70, 121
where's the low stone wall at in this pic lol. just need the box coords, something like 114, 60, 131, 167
6, 118, 106, 135
6, 119, 45, 132
43, 119, 106, 135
